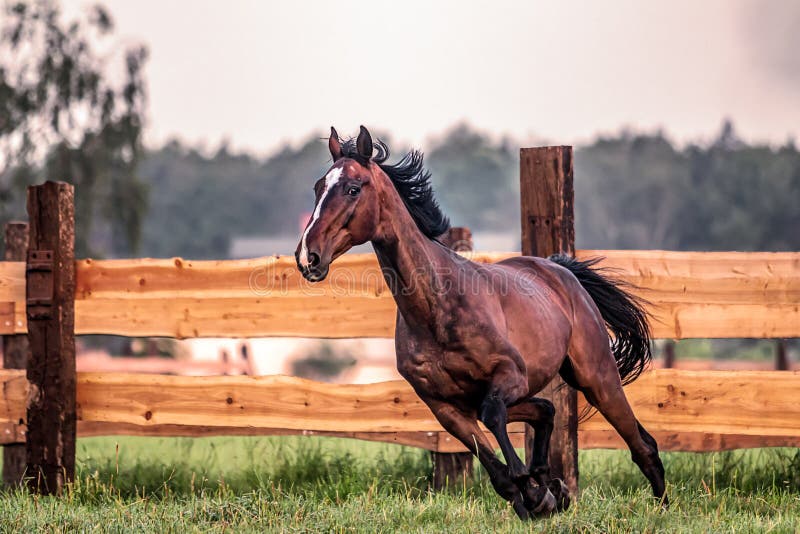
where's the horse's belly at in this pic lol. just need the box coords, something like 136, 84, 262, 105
503, 300, 572, 394
509, 332, 570, 394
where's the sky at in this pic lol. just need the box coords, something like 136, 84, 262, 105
63, 0, 800, 154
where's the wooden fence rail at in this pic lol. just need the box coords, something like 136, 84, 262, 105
0, 250, 796, 339
1, 369, 798, 452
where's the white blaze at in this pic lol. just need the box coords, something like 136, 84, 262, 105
299, 167, 343, 267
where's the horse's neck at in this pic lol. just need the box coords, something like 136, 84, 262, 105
372, 209, 454, 328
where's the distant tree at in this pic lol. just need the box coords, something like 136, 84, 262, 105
575, 132, 689, 249
138, 135, 333, 259
133, 120, 798, 260
426, 124, 518, 231
290, 342, 356, 382
0, 1, 148, 256
574, 121, 800, 252
684, 123, 800, 251
138, 129, 407, 259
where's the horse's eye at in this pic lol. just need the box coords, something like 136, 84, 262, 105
346, 185, 361, 197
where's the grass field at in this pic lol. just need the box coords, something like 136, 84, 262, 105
0, 436, 798, 533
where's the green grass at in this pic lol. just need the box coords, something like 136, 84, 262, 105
0, 436, 799, 532
669, 338, 794, 362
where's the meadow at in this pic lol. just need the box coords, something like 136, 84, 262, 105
0, 436, 798, 533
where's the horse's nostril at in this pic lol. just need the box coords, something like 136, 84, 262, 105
308, 252, 320, 268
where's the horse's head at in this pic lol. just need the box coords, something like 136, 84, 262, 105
295, 125, 381, 282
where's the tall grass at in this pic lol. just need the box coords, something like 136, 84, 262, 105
0, 436, 798, 532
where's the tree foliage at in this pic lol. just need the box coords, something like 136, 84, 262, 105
138, 136, 331, 259
425, 125, 518, 231
130, 122, 799, 260
0, 0, 148, 256
576, 122, 799, 251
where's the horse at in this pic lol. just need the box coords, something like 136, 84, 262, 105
295, 126, 667, 520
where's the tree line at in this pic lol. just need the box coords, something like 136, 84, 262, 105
128, 122, 799, 259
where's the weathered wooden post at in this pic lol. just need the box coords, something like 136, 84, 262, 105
2, 222, 30, 487
775, 339, 789, 371
663, 341, 676, 369
25, 182, 76, 495
431, 226, 475, 489
519, 147, 578, 495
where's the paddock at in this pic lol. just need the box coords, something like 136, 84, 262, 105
1, 146, 798, 495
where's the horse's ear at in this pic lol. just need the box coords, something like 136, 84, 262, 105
356, 125, 373, 162
328, 126, 342, 161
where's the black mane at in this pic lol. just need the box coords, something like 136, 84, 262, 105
340, 138, 450, 239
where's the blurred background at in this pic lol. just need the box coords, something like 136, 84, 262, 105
1, 0, 798, 379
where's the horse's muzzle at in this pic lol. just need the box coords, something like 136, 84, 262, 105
296, 252, 330, 282
300, 264, 329, 282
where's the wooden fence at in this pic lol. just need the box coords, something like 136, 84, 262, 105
1, 249, 795, 339
1, 147, 798, 494
0, 368, 798, 453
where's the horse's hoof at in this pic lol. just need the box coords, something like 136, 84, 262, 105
522, 482, 556, 516
548, 479, 571, 512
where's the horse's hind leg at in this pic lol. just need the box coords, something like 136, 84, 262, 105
506, 398, 554, 485
566, 329, 667, 504
507, 398, 571, 511
582, 383, 667, 505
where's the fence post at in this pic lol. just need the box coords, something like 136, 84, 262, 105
663, 341, 676, 369
25, 182, 76, 495
430, 226, 475, 489
519, 147, 578, 495
775, 339, 789, 371
2, 222, 30, 487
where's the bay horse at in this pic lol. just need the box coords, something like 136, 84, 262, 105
295, 126, 667, 520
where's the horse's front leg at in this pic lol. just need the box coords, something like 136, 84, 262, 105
479, 393, 529, 482
425, 399, 554, 519
477, 357, 535, 483
477, 357, 561, 515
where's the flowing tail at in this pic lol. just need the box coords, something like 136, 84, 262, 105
549, 254, 652, 385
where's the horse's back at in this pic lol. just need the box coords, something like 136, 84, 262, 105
492, 255, 580, 313
495, 255, 578, 289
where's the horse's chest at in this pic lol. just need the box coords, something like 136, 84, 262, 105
396, 349, 488, 403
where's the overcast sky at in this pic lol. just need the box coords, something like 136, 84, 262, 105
65, 0, 800, 154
